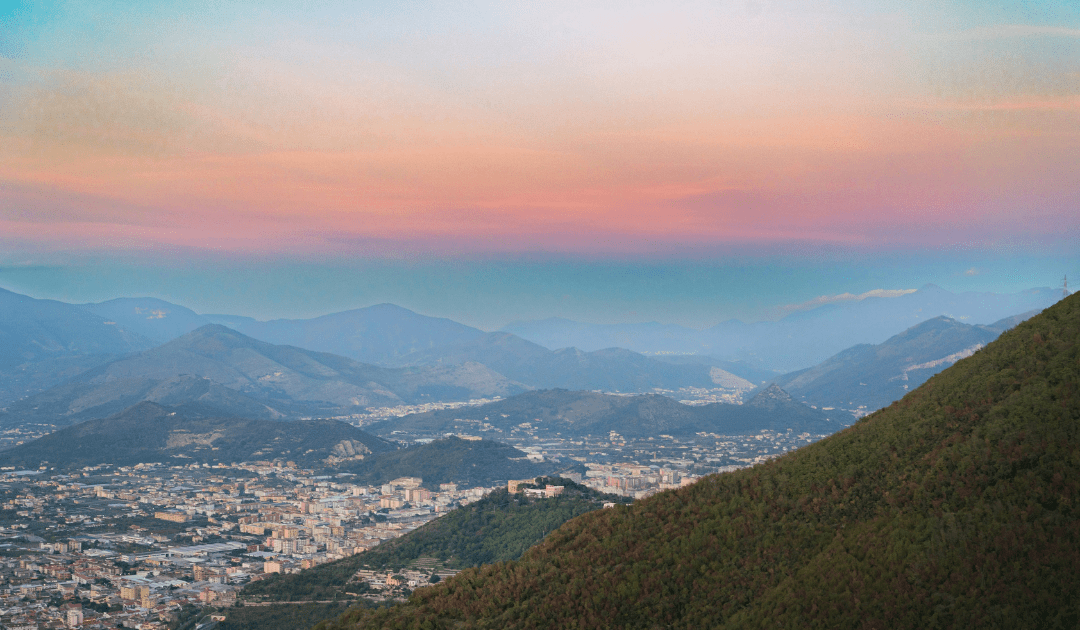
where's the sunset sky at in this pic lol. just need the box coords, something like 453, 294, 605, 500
1, 1, 1076, 328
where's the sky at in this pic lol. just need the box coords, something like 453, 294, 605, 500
0, 1, 1077, 329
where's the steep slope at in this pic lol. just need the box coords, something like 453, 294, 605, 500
0, 288, 152, 405
209, 303, 486, 365
392, 332, 717, 392
0, 325, 524, 429
326, 293, 1079, 629
503, 285, 1059, 371
381, 386, 838, 438
0, 401, 393, 469
774, 316, 1003, 416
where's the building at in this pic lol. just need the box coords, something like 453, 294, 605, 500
507, 478, 537, 493
65, 604, 83, 627
389, 477, 422, 489
404, 488, 432, 503
154, 511, 189, 523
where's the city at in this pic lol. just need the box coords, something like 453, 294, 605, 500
0, 422, 828, 629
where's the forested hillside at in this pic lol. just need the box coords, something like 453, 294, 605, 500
239, 478, 626, 605
0, 402, 393, 469
319, 293, 1079, 629
339, 437, 569, 489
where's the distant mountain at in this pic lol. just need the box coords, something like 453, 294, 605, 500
206, 303, 486, 365
0, 325, 525, 430
0, 288, 153, 405
340, 437, 570, 489
81, 297, 212, 344
323, 282, 1080, 630
772, 316, 1007, 416
0, 401, 394, 470
391, 331, 719, 392
648, 355, 780, 386
502, 285, 1060, 371
379, 386, 840, 439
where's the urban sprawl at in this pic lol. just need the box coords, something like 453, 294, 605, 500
0, 405, 825, 630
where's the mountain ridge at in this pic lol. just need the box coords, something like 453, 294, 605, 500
379, 385, 839, 438
0, 324, 524, 429
389, 331, 718, 392
501, 285, 1060, 371
0, 401, 395, 469
770, 312, 1036, 416
323, 291, 1080, 629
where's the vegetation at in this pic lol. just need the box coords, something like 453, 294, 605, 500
341, 437, 574, 489
357, 478, 629, 570
241, 478, 624, 604
382, 385, 837, 438
316, 294, 1079, 628
774, 315, 1005, 414
0, 401, 392, 470
220, 602, 361, 630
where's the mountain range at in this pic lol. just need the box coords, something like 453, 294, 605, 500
89, 299, 742, 393
0, 402, 570, 487
502, 284, 1060, 371
0, 285, 1058, 428
378, 384, 840, 439
0, 291, 750, 408
204, 303, 486, 365
0, 288, 154, 405
319, 278, 1080, 629
770, 312, 1029, 416
388, 331, 728, 391
0, 401, 394, 469
0, 325, 522, 429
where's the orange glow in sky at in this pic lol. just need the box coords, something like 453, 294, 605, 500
1, 1, 1077, 260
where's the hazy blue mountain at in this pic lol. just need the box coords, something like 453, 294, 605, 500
207, 303, 486, 365
0, 325, 525, 430
501, 284, 1059, 371
648, 355, 781, 385
984, 308, 1042, 332
0, 288, 154, 405
202, 313, 259, 328
81, 297, 213, 344
501, 318, 706, 356
0, 401, 394, 470
379, 386, 840, 439
390, 331, 719, 392
771, 311, 1041, 417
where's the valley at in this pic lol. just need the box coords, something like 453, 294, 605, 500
0, 285, 1069, 630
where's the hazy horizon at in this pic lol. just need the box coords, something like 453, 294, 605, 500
2, 1, 1076, 330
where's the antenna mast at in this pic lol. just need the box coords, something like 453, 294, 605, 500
1065, 275, 1070, 299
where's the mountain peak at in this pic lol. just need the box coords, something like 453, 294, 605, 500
747, 383, 796, 408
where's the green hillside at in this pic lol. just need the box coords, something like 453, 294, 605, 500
319, 293, 1080, 629
239, 478, 626, 605
340, 437, 571, 489
0, 401, 393, 470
